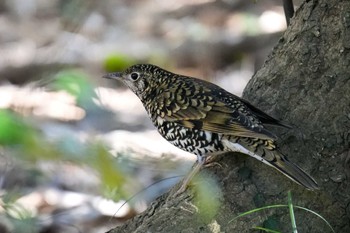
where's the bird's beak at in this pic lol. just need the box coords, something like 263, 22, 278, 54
102, 72, 123, 80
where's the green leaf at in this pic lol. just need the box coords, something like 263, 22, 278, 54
0, 110, 32, 145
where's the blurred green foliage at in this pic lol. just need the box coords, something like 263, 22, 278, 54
53, 70, 96, 108
0, 110, 35, 146
0, 109, 128, 191
59, 0, 91, 31
89, 143, 129, 198
8, 217, 38, 233
1, 191, 39, 233
103, 53, 136, 72
193, 173, 221, 221
0, 77, 132, 229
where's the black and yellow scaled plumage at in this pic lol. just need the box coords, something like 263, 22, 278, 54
103, 64, 318, 193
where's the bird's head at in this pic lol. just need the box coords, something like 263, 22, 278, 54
103, 64, 166, 99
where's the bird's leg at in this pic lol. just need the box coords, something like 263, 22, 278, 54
174, 156, 206, 196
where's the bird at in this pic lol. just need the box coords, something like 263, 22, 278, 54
103, 64, 319, 194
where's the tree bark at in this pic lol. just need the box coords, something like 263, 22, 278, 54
108, 0, 350, 232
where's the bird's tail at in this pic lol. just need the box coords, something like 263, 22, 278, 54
223, 138, 319, 190
266, 150, 319, 190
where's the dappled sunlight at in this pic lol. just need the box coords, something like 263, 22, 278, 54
0, 85, 85, 121
95, 87, 146, 117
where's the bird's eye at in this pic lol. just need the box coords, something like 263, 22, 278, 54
130, 72, 139, 81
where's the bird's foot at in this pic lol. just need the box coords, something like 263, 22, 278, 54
204, 161, 222, 169
204, 153, 223, 168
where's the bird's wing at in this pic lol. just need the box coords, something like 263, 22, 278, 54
239, 98, 292, 129
154, 82, 277, 140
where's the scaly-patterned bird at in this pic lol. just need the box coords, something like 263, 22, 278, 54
103, 64, 318, 194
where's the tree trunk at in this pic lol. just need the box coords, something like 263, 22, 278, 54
108, 0, 350, 232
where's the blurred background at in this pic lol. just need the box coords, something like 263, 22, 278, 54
0, 0, 299, 232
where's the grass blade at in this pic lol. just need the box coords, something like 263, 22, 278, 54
287, 191, 298, 233
294, 206, 335, 233
253, 226, 282, 233
229, 204, 287, 223
229, 201, 335, 233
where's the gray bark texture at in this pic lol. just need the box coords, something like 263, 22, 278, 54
108, 0, 350, 232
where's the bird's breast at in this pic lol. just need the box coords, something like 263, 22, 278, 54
153, 116, 224, 156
